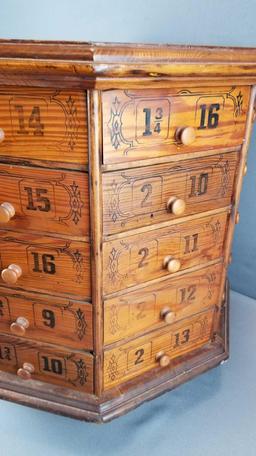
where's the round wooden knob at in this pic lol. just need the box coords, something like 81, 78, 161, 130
167, 196, 186, 216
1, 264, 22, 285
156, 351, 171, 368
10, 317, 29, 336
160, 307, 175, 324
176, 126, 196, 145
163, 256, 181, 273
0, 128, 5, 143
17, 362, 35, 380
0, 202, 15, 223
235, 212, 240, 224
244, 164, 248, 176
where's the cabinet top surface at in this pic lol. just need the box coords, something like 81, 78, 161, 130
1, 39, 256, 87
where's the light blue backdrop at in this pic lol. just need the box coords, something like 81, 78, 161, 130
1, 0, 256, 297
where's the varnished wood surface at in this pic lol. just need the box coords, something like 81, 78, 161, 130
0, 333, 93, 393
104, 262, 222, 345
0, 287, 92, 350
103, 152, 238, 235
0, 230, 91, 299
0, 41, 256, 89
0, 163, 89, 237
102, 87, 249, 164
104, 306, 215, 389
0, 88, 88, 167
0, 280, 229, 421
0, 39, 252, 421
103, 211, 228, 294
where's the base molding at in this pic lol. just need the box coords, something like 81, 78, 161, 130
0, 282, 229, 423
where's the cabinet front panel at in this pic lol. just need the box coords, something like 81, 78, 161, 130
104, 307, 215, 389
102, 87, 249, 164
0, 88, 88, 166
103, 152, 238, 235
0, 164, 89, 237
104, 262, 222, 344
0, 334, 93, 393
103, 212, 228, 294
0, 231, 91, 298
0, 288, 93, 349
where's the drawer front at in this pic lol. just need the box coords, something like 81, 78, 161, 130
103, 212, 227, 294
104, 263, 222, 344
103, 152, 238, 235
0, 231, 91, 298
0, 164, 89, 237
104, 307, 215, 389
0, 288, 93, 350
102, 87, 249, 164
0, 88, 88, 166
0, 334, 93, 393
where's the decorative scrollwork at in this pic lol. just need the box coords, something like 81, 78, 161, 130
65, 96, 80, 151
107, 243, 129, 285
109, 304, 121, 335
205, 272, 217, 299
206, 219, 222, 243
107, 354, 119, 382
69, 358, 88, 386
108, 97, 133, 153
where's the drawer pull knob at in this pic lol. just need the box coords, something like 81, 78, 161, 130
160, 307, 175, 324
167, 196, 186, 216
163, 256, 181, 274
0, 128, 5, 143
1, 264, 22, 284
156, 351, 171, 368
235, 212, 240, 224
17, 362, 35, 380
176, 126, 196, 146
0, 202, 15, 223
244, 164, 248, 176
10, 317, 29, 336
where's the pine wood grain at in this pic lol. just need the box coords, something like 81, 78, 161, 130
0, 163, 89, 237
104, 306, 215, 389
104, 262, 222, 345
0, 287, 92, 350
0, 333, 93, 393
103, 211, 228, 294
0, 88, 88, 167
103, 152, 238, 235
0, 230, 91, 299
102, 87, 249, 164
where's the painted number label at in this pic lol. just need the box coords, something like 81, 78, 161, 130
136, 99, 170, 142
19, 180, 55, 217
10, 97, 47, 138
40, 354, 64, 377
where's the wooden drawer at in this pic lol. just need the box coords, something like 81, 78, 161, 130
0, 288, 93, 350
0, 164, 89, 237
103, 152, 238, 235
104, 307, 215, 389
0, 334, 93, 393
0, 88, 88, 167
0, 231, 91, 299
102, 86, 249, 165
103, 211, 227, 294
104, 262, 222, 344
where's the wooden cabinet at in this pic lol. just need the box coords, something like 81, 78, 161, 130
0, 40, 255, 422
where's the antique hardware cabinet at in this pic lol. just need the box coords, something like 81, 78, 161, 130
0, 40, 255, 423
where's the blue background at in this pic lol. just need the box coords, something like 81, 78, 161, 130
0, 1, 256, 455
